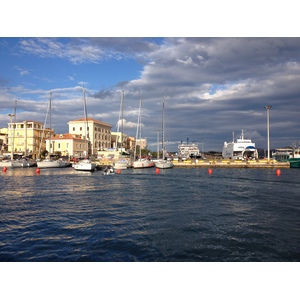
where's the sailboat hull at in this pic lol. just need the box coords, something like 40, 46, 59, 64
132, 159, 155, 169
37, 160, 70, 168
73, 160, 97, 171
154, 160, 174, 169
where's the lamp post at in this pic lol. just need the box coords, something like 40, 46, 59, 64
265, 106, 272, 161
156, 130, 160, 159
8, 113, 15, 160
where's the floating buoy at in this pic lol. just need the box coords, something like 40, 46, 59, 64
155, 168, 160, 174
208, 168, 213, 175
2, 167, 7, 172
35, 168, 41, 174
117, 169, 121, 174
276, 169, 281, 176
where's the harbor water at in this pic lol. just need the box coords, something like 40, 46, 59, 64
1, 167, 300, 262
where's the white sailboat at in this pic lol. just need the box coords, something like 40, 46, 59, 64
37, 92, 70, 168
132, 97, 155, 169
155, 100, 174, 169
113, 90, 130, 170
74, 87, 97, 172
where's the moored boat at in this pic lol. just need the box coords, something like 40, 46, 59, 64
73, 159, 97, 171
222, 129, 258, 160
133, 159, 155, 169
11, 158, 37, 168
132, 96, 155, 169
288, 146, 300, 168
37, 158, 70, 168
73, 87, 96, 172
155, 100, 174, 169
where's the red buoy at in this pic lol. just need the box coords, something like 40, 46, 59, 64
2, 167, 7, 172
117, 169, 121, 174
35, 168, 41, 174
155, 168, 160, 174
276, 169, 281, 176
208, 168, 213, 175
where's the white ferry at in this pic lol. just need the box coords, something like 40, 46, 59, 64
178, 141, 201, 160
222, 130, 258, 160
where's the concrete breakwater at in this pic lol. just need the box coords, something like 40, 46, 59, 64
172, 159, 290, 168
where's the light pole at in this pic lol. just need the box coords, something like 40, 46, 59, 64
265, 106, 272, 161
156, 130, 160, 159
8, 113, 15, 159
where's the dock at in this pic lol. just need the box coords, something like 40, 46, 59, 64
172, 159, 290, 168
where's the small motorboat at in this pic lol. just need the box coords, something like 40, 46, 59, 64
103, 165, 115, 175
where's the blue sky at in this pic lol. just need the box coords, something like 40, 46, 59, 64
1, 3, 300, 154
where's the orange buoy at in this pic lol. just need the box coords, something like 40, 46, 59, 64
208, 168, 213, 175
155, 168, 160, 174
276, 169, 281, 176
2, 167, 7, 172
117, 169, 121, 174
35, 168, 41, 174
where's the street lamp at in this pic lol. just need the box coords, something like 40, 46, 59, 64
8, 113, 15, 159
265, 106, 272, 161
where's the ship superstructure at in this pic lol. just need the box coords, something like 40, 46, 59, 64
222, 130, 258, 160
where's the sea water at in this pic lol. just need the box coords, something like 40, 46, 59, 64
0, 167, 299, 262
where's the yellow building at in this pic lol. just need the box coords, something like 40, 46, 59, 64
0, 128, 8, 155
68, 118, 112, 155
136, 138, 147, 150
46, 133, 87, 158
7, 120, 53, 159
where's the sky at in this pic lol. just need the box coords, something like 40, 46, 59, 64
1, 3, 300, 154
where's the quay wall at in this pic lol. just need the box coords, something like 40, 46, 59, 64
172, 159, 290, 168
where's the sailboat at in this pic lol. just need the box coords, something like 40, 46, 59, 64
155, 100, 174, 169
113, 90, 130, 170
132, 97, 155, 169
73, 87, 97, 172
37, 92, 70, 168
9, 100, 37, 168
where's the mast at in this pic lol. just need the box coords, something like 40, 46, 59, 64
162, 99, 165, 160
134, 97, 142, 160
82, 86, 89, 158
139, 96, 142, 159
121, 90, 124, 153
49, 91, 52, 155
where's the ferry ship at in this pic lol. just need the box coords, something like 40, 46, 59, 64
222, 130, 258, 160
178, 141, 201, 160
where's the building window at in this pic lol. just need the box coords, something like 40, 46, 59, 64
80, 127, 82, 131
73, 127, 75, 131
66, 143, 69, 148
58, 143, 60, 149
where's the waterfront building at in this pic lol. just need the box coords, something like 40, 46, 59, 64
68, 118, 112, 155
0, 128, 8, 155
136, 138, 147, 150
7, 120, 53, 159
45, 133, 87, 158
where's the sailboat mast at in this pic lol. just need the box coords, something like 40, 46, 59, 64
139, 96, 142, 159
162, 99, 165, 160
134, 97, 142, 160
82, 86, 89, 157
121, 90, 124, 152
49, 91, 52, 155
